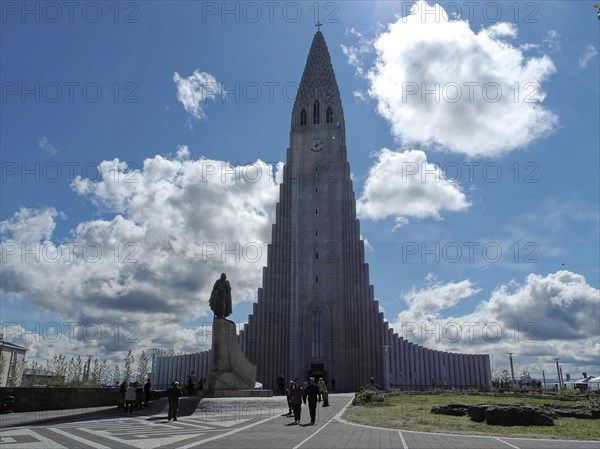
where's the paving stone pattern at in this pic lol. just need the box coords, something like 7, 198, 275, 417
1, 394, 598, 449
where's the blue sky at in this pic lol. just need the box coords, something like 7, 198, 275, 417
1, 1, 599, 381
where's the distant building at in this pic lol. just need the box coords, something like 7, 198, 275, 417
587, 376, 600, 391
0, 333, 27, 387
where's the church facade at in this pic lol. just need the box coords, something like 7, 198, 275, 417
239, 31, 491, 392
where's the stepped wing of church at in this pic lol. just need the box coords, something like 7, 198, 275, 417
239, 31, 491, 392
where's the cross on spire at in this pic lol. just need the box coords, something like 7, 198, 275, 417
315, 21, 323, 32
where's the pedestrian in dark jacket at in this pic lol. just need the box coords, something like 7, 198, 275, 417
119, 381, 127, 410
134, 382, 143, 410
144, 378, 151, 407
289, 379, 304, 424
167, 381, 182, 421
286, 381, 294, 415
304, 377, 319, 425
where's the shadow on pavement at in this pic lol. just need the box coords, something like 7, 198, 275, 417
1, 397, 202, 428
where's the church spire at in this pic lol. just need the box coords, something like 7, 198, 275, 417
292, 31, 343, 133
295, 31, 341, 106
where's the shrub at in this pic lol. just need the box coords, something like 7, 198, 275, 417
353, 388, 386, 405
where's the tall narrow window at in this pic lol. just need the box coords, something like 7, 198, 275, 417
311, 308, 323, 358
315, 208, 318, 215
313, 100, 320, 124
315, 230, 319, 238
315, 186, 318, 194
300, 109, 307, 126
326, 107, 333, 124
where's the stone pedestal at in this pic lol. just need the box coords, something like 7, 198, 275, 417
207, 317, 257, 391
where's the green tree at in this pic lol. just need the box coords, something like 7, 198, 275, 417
24, 360, 45, 386
12, 358, 25, 386
90, 358, 101, 385
114, 364, 122, 385
48, 354, 67, 385
99, 359, 111, 385
65, 355, 84, 385
136, 351, 150, 382
123, 349, 135, 382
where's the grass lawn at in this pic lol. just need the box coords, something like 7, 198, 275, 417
342, 393, 600, 440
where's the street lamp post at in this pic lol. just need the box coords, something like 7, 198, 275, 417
542, 369, 547, 389
507, 353, 515, 383
554, 358, 561, 389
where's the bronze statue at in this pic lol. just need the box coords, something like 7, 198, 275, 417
209, 273, 232, 318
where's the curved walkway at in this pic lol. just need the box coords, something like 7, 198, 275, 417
1, 394, 598, 449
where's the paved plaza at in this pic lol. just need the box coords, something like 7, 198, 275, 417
1, 394, 598, 449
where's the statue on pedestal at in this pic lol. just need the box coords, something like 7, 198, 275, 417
206, 273, 257, 393
209, 273, 232, 318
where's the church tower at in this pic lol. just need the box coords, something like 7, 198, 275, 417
240, 31, 492, 392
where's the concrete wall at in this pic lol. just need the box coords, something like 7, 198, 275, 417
0, 387, 119, 413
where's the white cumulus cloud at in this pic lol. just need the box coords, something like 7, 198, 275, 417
345, 0, 558, 157
390, 271, 600, 377
357, 148, 470, 222
1, 152, 283, 363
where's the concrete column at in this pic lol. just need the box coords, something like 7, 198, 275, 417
471, 355, 479, 388
477, 354, 486, 389
446, 353, 453, 389
462, 354, 469, 387
423, 348, 431, 388
401, 338, 408, 389
248, 313, 255, 364
407, 342, 413, 388
459, 354, 467, 388
442, 351, 449, 388
453, 353, 461, 389
483, 354, 492, 390
434, 350, 441, 387
417, 346, 425, 389
433, 350, 441, 387
266, 244, 275, 391
467, 354, 475, 388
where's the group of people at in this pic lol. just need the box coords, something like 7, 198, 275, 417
286, 377, 329, 425
119, 379, 152, 414
186, 371, 206, 395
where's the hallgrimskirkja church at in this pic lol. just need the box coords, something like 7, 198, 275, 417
238, 31, 491, 392
152, 31, 491, 393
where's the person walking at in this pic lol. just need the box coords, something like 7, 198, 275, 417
317, 377, 329, 407
304, 377, 319, 425
167, 381, 182, 421
289, 379, 304, 424
124, 382, 136, 414
143, 378, 151, 407
134, 382, 143, 410
277, 374, 285, 395
286, 381, 294, 415
119, 381, 127, 410
187, 371, 197, 396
